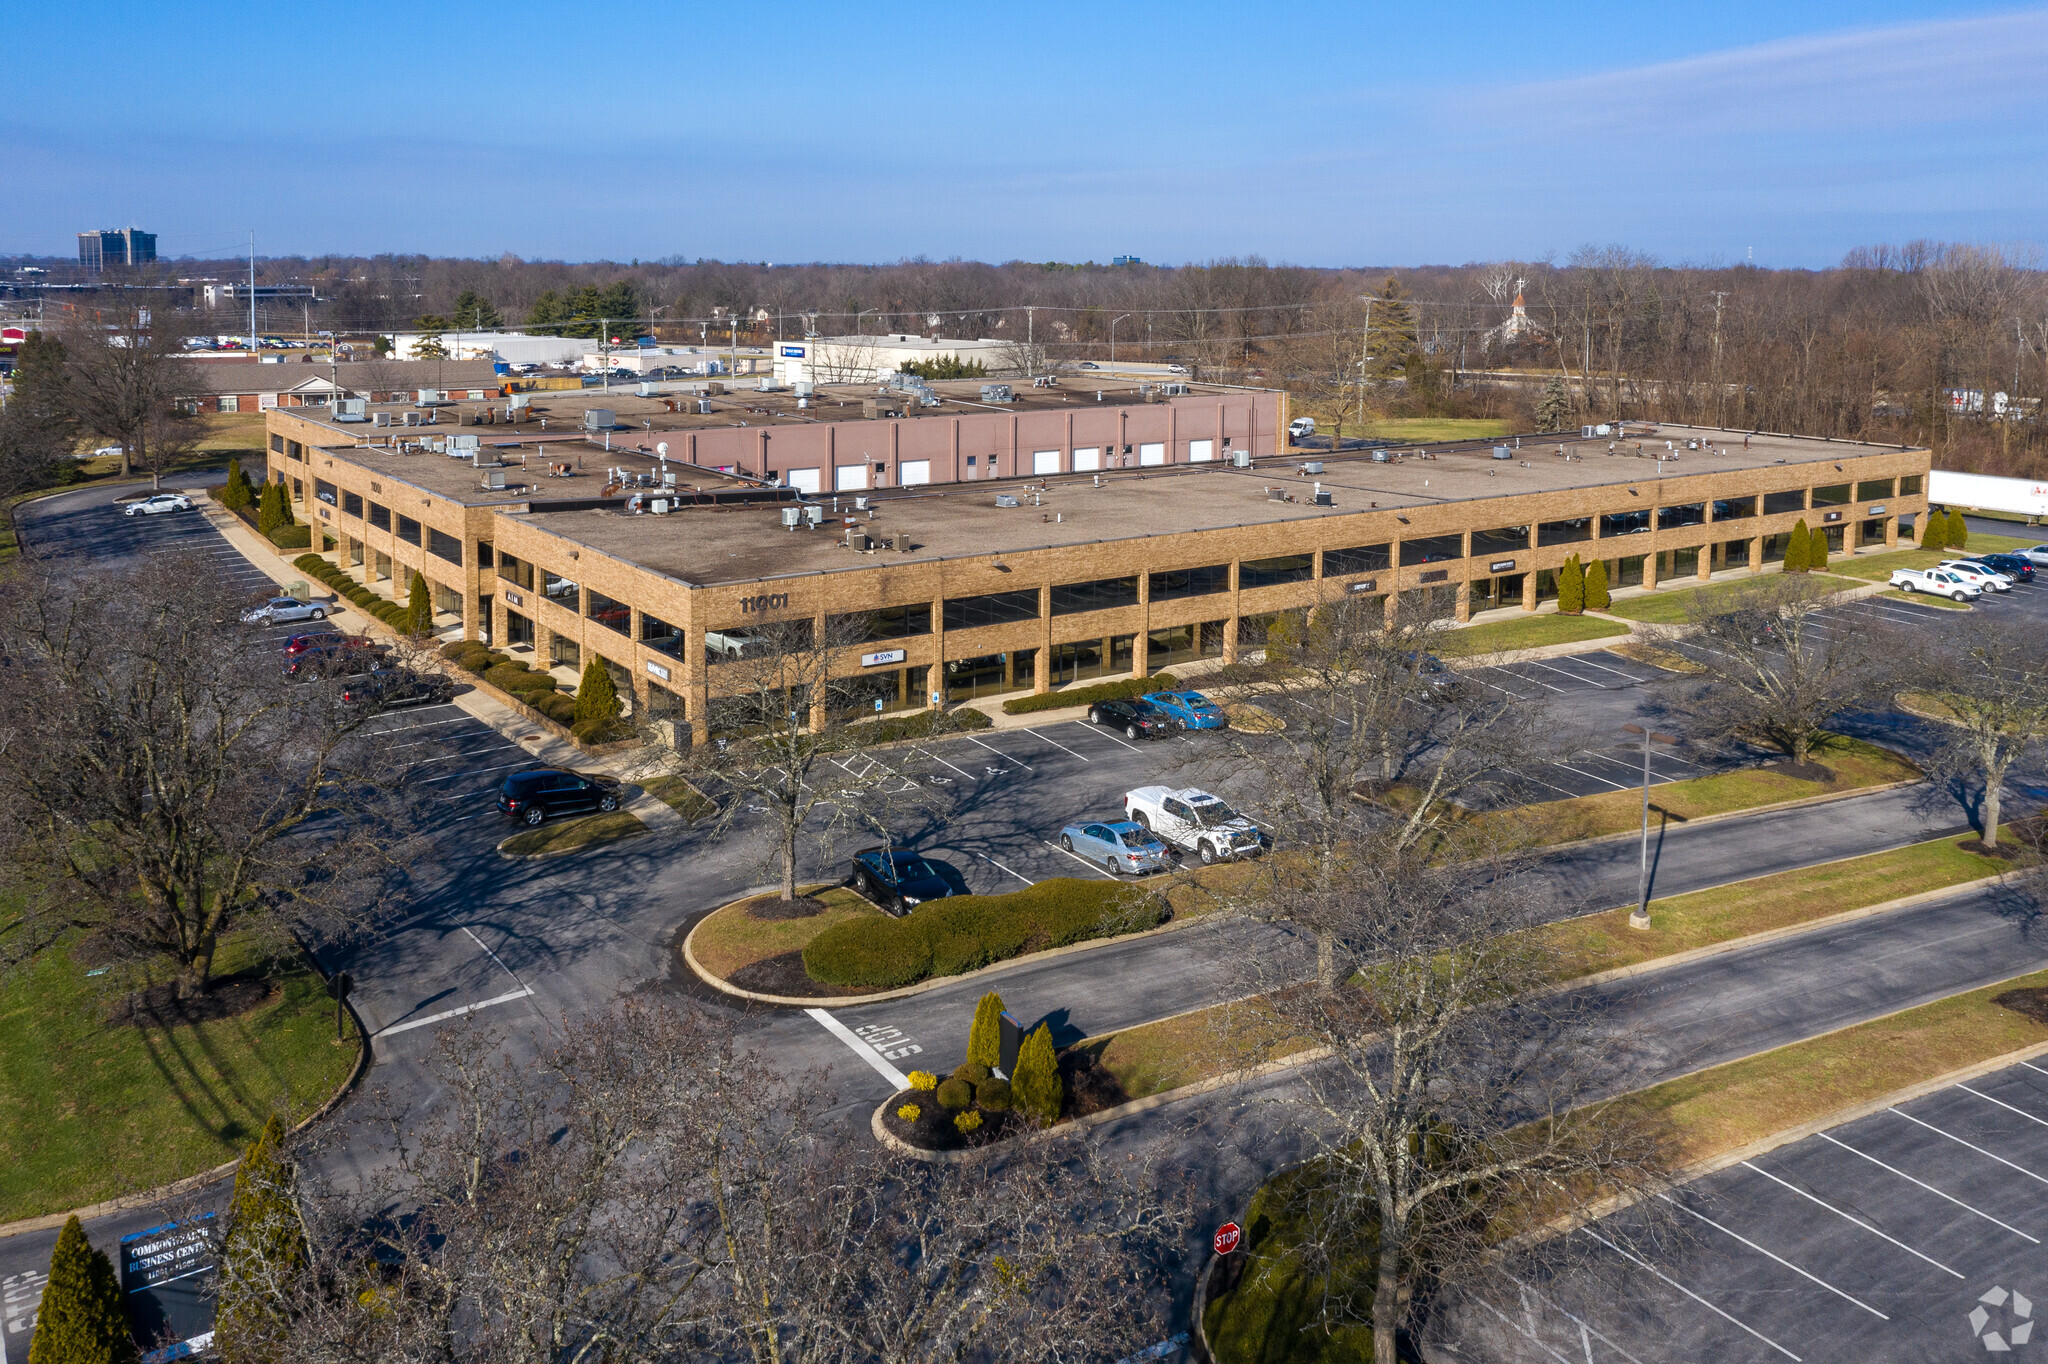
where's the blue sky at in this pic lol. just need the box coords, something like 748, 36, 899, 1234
4, 1, 2042, 268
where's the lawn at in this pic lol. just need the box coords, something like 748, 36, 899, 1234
498, 810, 650, 858
1831, 534, 2035, 581
1358, 417, 1515, 444
642, 775, 715, 822
687, 886, 881, 979
1434, 612, 1631, 659
1606, 641, 1705, 674
1878, 587, 1972, 610
0, 931, 358, 1223
1603, 571, 1864, 624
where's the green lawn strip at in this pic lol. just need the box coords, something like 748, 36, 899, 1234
1832, 535, 2035, 581
498, 810, 649, 858
1434, 613, 1631, 659
1204, 1164, 1378, 1363
1603, 572, 1865, 624
1539, 831, 2011, 978
0, 931, 357, 1223
1606, 641, 1705, 674
1079, 1001, 1319, 1101
1358, 417, 1514, 443
688, 886, 881, 979
1877, 587, 1972, 610
1620, 969, 2048, 1166
641, 775, 715, 822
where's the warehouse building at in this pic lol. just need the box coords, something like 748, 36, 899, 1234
261, 391, 1928, 742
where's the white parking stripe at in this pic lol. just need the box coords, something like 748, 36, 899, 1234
363, 714, 471, 736
1552, 759, 1629, 791
1581, 1228, 1800, 1360
804, 1007, 911, 1089
1888, 1107, 2048, 1189
1042, 839, 1120, 879
1658, 1193, 1887, 1316
1024, 727, 1089, 761
1817, 1132, 2040, 1242
419, 760, 534, 784
1499, 665, 1569, 693
1739, 1159, 1963, 1277
963, 735, 1033, 770
913, 745, 979, 779
1956, 1081, 2048, 1129
975, 850, 1035, 885
1467, 1297, 1574, 1363
1526, 659, 1610, 687
375, 986, 535, 1037
1072, 719, 1143, 752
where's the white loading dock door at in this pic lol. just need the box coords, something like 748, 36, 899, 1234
1032, 449, 1061, 475
899, 460, 932, 486
1139, 442, 1166, 466
1189, 439, 1214, 462
786, 467, 821, 494
835, 464, 869, 491
1072, 447, 1100, 471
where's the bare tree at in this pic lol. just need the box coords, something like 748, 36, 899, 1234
58, 309, 197, 486
0, 556, 425, 995
1649, 574, 1891, 767
1898, 611, 2048, 849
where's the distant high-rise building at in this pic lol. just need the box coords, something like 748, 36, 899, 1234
77, 228, 157, 274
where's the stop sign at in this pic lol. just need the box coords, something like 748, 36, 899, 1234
1213, 1222, 1242, 1256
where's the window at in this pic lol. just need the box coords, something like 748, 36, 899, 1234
1051, 576, 1139, 615
397, 515, 421, 546
1050, 634, 1134, 685
943, 589, 1041, 631
1398, 535, 1463, 566
291, 478, 303, 502
1712, 497, 1757, 520
1147, 622, 1226, 668
543, 568, 580, 605
1763, 489, 1807, 515
1811, 482, 1851, 507
551, 636, 581, 670
315, 479, 337, 505
1149, 564, 1229, 600
1538, 517, 1592, 546
476, 542, 494, 569
832, 603, 931, 641
1855, 479, 1894, 502
270, 434, 284, 453
432, 580, 462, 617
368, 501, 390, 531
1658, 503, 1706, 529
429, 528, 462, 566
1469, 526, 1528, 558
1901, 474, 1924, 495
342, 491, 362, 518
1240, 554, 1314, 588
497, 552, 534, 590
945, 650, 1034, 701
286, 440, 304, 462
640, 612, 684, 657
1323, 544, 1390, 576
1602, 509, 1652, 537
899, 460, 931, 486
347, 537, 363, 567
586, 587, 630, 635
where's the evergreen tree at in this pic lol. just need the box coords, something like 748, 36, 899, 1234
1584, 557, 1611, 610
1809, 527, 1830, 571
595, 281, 641, 332
1557, 554, 1585, 614
28, 1216, 136, 1364
1364, 275, 1417, 378
255, 481, 284, 535
1784, 519, 1811, 572
221, 458, 253, 513
403, 573, 432, 635
526, 290, 568, 336
574, 657, 621, 725
1, 331, 79, 495
216, 1114, 306, 1364
1948, 508, 1970, 552
410, 315, 449, 360
1535, 376, 1572, 432
1012, 1023, 1062, 1125
450, 290, 503, 331
561, 286, 606, 339
967, 991, 1006, 1070
1918, 509, 1946, 552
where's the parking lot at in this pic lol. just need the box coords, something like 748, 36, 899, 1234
1465, 1056, 2048, 1362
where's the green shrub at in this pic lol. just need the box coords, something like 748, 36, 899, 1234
1784, 519, 1811, 573
1557, 554, 1585, 614
575, 657, 622, 725
484, 662, 541, 692
968, 991, 1005, 1069
256, 481, 285, 535
953, 1110, 983, 1135
975, 1076, 1013, 1111
266, 522, 311, 550
952, 1062, 992, 1086
440, 641, 474, 662
221, 459, 254, 513
857, 706, 995, 743
1809, 529, 1830, 571
1585, 558, 1611, 610
294, 554, 327, 575
572, 716, 633, 745
1948, 507, 1969, 552
403, 574, 432, 634
935, 1077, 972, 1111
802, 878, 1166, 989
30, 1215, 135, 1364
1000, 673, 1178, 716
539, 694, 580, 725
1012, 1024, 1062, 1124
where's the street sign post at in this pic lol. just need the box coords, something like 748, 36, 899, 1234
1213, 1222, 1242, 1256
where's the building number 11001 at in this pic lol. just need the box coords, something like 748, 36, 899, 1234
738, 593, 791, 614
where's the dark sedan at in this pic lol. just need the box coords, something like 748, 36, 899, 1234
849, 847, 953, 914
282, 637, 387, 681
1976, 553, 2037, 584
339, 666, 455, 710
497, 769, 623, 826
1086, 697, 1178, 739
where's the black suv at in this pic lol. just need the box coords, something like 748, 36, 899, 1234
1087, 697, 1177, 739
497, 769, 623, 826
1976, 553, 2037, 584
339, 667, 455, 710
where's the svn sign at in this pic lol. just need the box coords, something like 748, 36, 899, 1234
1213, 1222, 1242, 1256
121, 1213, 217, 1361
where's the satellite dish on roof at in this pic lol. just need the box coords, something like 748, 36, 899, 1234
656, 442, 669, 457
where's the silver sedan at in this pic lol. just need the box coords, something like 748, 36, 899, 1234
1058, 820, 1173, 876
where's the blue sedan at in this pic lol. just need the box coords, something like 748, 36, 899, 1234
1143, 689, 1227, 730
1059, 820, 1174, 876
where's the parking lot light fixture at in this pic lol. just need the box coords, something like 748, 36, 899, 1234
1624, 724, 1681, 929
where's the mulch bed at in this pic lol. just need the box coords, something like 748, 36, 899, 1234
879, 1088, 1025, 1152
114, 974, 279, 1029
1994, 988, 2048, 1026
726, 949, 873, 998
1957, 838, 2028, 861
746, 895, 826, 921
1060, 1047, 1132, 1119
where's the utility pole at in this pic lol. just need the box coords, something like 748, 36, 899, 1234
1710, 290, 1730, 427
1110, 313, 1129, 365
247, 230, 257, 352
1026, 307, 1036, 378
1358, 296, 1374, 425
1626, 724, 1678, 928
600, 319, 610, 392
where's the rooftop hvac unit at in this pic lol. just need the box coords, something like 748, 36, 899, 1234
994, 493, 1020, 508
372, 411, 392, 428
1492, 445, 1513, 460
1313, 485, 1333, 506
794, 381, 815, 398
1161, 382, 1189, 396
583, 408, 616, 430
1233, 450, 1252, 468
782, 506, 804, 530
480, 468, 507, 490
403, 410, 421, 427
1372, 449, 1391, 463
449, 434, 480, 457
332, 397, 368, 422
416, 388, 450, 406
1300, 461, 1325, 474
507, 393, 529, 413
1581, 425, 1597, 438
804, 504, 825, 527
757, 378, 780, 392
698, 399, 713, 414
845, 528, 871, 551
637, 382, 655, 397
650, 498, 669, 515
979, 384, 1013, 403
706, 382, 724, 395
892, 532, 911, 553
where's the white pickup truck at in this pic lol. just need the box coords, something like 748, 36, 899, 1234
1889, 567, 1980, 602
1123, 786, 1266, 864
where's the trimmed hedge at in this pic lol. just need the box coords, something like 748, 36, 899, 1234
854, 707, 994, 743
266, 523, 312, 550
1000, 673, 1178, 716
801, 877, 1168, 990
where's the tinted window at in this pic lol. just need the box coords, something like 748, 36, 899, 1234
428, 528, 462, 565
1469, 527, 1527, 558
832, 603, 931, 640
1149, 564, 1229, 600
1240, 555, 1313, 588
368, 501, 390, 531
1398, 535, 1463, 566
1658, 503, 1705, 529
640, 612, 683, 656
315, 479, 337, 503
544, 568, 580, 604
1323, 544, 1389, 576
1602, 510, 1652, 537
1901, 474, 1924, 495
397, 515, 422, 546
1051, 577, 1139, 615
586, 588, 629, 634
1538, 518, 1592, 546
342, 491, 362, 517
498, 552, 535, 589
1855, 479, 1893, 502
1712, 497, 1757, 520
1811, 483, 1851, 507
1763, 489, 1806, 516
943, 589, 1041, 631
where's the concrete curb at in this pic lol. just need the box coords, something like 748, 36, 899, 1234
1538, 775, 1923, 852
681, 892, 1212, 1008
0, 959, 373, 1242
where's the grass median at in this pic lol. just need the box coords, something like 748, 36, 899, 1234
1603, 571, 1865, 624
1830, 533, 2035, 582
498, 810, 650, 858
1434, 613, 1632, 659
0, 929, 358, 1223
642, 775, 715, 822
688, 885, 881, 982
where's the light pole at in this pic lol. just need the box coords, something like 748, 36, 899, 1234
857, 307, 879, 335
1624, 724, 1680, 928
1110, 313, 1130, 366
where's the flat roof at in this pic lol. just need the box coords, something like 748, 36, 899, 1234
510, 426, 1922, 587
296, 435, 765, 508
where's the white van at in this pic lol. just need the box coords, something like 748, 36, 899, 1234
1287, 417, 1316, 442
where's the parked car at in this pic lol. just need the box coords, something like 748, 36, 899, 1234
1889, 567, 1981, 601
1124, 785, 1266, 864
123, 492, 192, 516
242, 596, 327, 625
1058, 820, 1173, 876
1975, 553, 2037, 583
1078, 361, 1100, 370
1086, 697, 1177, 739
283, 629, 379, 657
703, 628, 764, 661
1165, 364, 1190, 375
2013, 544, 2048, 568
1142, 689, 1227, 730
1403, 651, 1458, 692
496, 769, 622, 826
849, 847, 953, 913
282, 643, 382, 682
1938, 560, 2013, 592
1288, 416, 1317, 442
338, 667, 455, 710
